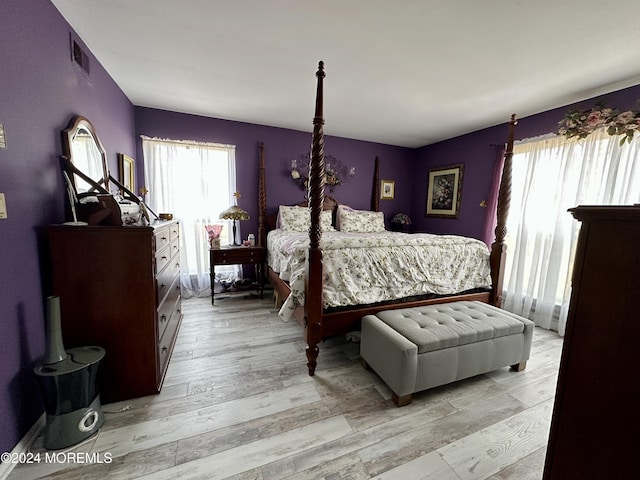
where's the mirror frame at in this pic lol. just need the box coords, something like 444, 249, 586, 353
60, 114, 159, 223
61, 115, 111, 196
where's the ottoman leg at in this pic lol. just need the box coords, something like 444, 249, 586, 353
510, 361, 527, 372
392, 392, 412, 407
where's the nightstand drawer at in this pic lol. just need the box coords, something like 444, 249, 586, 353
210, 247, 265, 264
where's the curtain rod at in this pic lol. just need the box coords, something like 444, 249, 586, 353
140, 135, 235, 150
514, 132, 557, 146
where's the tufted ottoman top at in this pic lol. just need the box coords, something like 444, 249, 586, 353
374, 301, 531, 354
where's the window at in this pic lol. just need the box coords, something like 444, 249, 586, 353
142, 137, 239, 298
503, 129, 640, 334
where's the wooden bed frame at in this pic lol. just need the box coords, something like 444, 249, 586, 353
258, 62, 517, 376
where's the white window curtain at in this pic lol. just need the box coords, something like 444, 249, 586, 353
503, 129, 640, 335
142, 137, 240, 298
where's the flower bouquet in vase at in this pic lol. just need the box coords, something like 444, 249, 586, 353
205, 224, 223, 249
391, 213, 412, 233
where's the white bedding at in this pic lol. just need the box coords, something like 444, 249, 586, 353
267, 229, 492, 321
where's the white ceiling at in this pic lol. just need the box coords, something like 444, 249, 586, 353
52, 0, 640, 148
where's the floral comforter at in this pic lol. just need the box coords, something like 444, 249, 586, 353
267, 229, 492, 321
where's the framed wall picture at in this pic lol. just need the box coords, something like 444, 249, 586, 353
381, 179, 395, 200
426, 164, 464, 218
118, 153, 135, 193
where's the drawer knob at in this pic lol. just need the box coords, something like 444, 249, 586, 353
162, 347, 168, 354
161, 314, 167, 323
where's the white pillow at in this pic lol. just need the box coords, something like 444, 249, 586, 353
321, 210, 335, 232
278, 206, 309, 232
278, 206, 335, 232
337, 206, 385, 233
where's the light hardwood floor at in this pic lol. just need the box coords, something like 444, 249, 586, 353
10, 294, 562, 479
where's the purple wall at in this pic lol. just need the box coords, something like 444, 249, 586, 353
0, 0, 134, 455
134, 108, 415, 236
414, 83, 640, 240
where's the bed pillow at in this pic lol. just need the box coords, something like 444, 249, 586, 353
278, 206, 310, 232
337, 206, 385, 233
321, 210, 336, 231
278, 206, 336, 232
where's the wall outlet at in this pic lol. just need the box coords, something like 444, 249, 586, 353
0, 193, 7, 219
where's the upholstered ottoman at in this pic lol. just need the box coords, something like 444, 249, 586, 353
360, 301, 534, 406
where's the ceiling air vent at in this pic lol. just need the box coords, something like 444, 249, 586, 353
71, 37, 90, 75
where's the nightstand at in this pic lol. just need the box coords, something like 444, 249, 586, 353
209, 245, 266, 304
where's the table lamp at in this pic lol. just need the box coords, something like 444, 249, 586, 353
219, 192, 250, 246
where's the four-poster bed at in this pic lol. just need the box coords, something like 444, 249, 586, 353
257, 62, 517, 376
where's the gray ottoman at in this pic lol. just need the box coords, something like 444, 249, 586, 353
360, 301, 534, 406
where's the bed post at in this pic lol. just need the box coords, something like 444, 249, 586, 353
371, 156, 380, 212
258, 141, 266, 248
305, 61, 326, 376
490, 114, 517, 307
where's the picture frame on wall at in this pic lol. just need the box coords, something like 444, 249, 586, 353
380, 179, 395, 200
426, 164, 464, 218
118, 153, 135, 193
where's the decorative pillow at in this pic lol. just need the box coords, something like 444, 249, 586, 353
334, 204, 354, 231
278, 206, 310, 232
337, 206, 385, 233
278, 206, 335, 232
321, 210, 335, 232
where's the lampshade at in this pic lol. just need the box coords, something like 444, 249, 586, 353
219, 205, 250, 221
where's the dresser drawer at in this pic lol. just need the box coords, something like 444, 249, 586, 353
157, 276, 181, 340
155, 228, 171, 253
157, 302, 181, 381
169, 223, 180, 242
169, 237, 180, 260
155, 247, 172, 274
156, 257, 180, 303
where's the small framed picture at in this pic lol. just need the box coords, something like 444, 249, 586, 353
118, 153, 135, 193
381, 180, 395, 200
426, 164, 464, 218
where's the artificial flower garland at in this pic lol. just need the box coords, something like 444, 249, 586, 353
558, 102, 640, 145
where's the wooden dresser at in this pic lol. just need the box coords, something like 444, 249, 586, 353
543, 206, 640, 479
48, 220, 182, 403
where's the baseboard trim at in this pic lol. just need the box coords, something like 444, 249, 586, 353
0, 414, 45, 480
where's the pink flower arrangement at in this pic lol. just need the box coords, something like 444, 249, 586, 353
558, 102, 640, 145
205, 224, 223, 241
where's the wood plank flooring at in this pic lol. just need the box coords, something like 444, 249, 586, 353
9, 295, 562, 479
